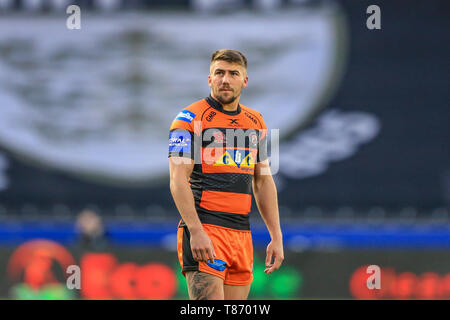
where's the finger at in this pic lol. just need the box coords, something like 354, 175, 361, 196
199, 249, 209, 262
273, 255, 283, 269
264, 265, 276, 274
192, 249, 199, 261
207, 248, 215, 264
265, 250, 273, 267
264, 255, 283, 274
196, 249, 204, 262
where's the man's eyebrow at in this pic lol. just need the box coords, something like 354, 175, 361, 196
214, 68, 240, 74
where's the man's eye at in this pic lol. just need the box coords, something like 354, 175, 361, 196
232, 72, 239, 76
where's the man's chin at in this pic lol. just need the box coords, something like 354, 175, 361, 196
217, 94, 237, 105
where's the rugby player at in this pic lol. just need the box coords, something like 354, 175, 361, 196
169, 49, 283, 300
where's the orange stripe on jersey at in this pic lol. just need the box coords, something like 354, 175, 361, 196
202, 163, 255, 175
200, 190, 252, 215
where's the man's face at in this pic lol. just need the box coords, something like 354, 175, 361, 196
208, 60, 248, 105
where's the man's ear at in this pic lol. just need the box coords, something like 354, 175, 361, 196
208, 74, 212, 88
243, 75, 249, 88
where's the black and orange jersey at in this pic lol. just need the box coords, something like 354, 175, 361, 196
169, 95, 268, 231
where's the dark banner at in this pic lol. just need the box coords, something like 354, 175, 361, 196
1, 239, 450, 300
0, 0, 448, 215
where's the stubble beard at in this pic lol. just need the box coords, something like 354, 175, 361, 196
217, 94, 237, 105
215, 88, 241, 105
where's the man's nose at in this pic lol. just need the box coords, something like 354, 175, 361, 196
222, 72, 231, 84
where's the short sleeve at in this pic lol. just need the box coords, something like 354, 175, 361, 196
168, 109, 197, 159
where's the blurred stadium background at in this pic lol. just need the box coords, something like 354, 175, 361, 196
0, 0, 449, 299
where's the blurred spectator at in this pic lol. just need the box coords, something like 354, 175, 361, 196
75, 209, 109, 251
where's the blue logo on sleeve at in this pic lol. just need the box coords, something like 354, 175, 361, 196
169, 131, 191, 153
206, 259, 227, 272
175, 110, 196, 123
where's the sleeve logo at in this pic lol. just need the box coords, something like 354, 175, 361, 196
174, 110, 196, 123
169, 131, 191, 153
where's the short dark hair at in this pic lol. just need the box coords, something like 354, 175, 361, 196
210, 49, 247, 70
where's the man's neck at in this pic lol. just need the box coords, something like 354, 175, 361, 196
211, 93, 240, 112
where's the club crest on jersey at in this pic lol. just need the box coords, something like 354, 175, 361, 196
214, 149, 255, 168
175, 110, 196, 123
212, 131, 225, 143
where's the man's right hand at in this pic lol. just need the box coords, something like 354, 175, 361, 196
190, 228, 216, 263
169, 157, 216, 263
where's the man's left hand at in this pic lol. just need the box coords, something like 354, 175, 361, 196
264, 240, 284, 274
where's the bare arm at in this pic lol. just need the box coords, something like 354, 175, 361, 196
169, 157, 215, 263
253, 159, 284, 274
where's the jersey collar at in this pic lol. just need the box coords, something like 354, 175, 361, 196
206, 94, 241, 116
